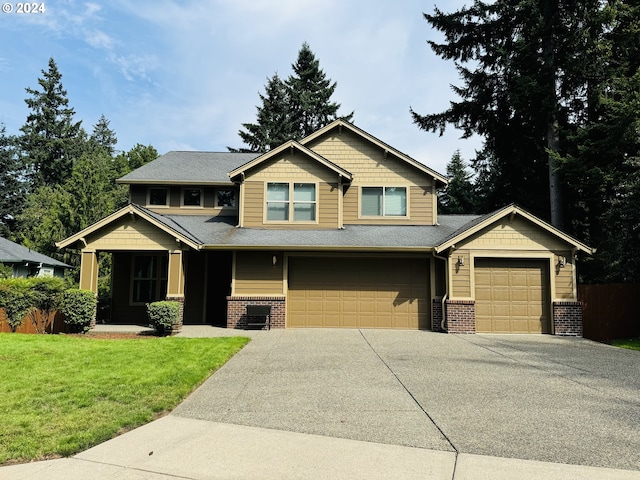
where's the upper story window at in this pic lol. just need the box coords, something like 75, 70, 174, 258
266, 182, 316, 222
182, 188, 203, 208
361, 186, 407, 217
148, 188, 168, 207
215, 188, 237, 208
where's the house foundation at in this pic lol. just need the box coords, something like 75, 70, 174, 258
226, 296, 286, 329
553, 301, 583, 336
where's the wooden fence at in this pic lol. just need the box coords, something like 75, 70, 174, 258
578, 284, 640, 342
0, 309, 66, 334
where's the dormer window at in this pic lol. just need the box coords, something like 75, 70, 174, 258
266, 182, 316, 222
182, 188, 203, 208
148, 188, 168, 207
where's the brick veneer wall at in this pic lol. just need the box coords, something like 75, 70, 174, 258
227, 296, 286, 329
553, 301, 583, 336
432, 298, 444, 332
165, 296, 184, 335
446, 300, 475, 334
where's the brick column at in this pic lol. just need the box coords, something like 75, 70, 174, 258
432, 298, 445, 332
165, 296, 184, 335
226, 296, 286, 329
553, 301, 583, 336
446, 300, 475, 334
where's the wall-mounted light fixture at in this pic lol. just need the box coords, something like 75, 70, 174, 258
457, 256, 464, 267
557, 256, 566, 268
272, 255, 278, 266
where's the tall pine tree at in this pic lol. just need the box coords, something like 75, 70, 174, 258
411, 1, 613, 229
19, 57, 84, 188
439, 150, 477, 214
236, 43, 353, 152
0, 124, 24, 236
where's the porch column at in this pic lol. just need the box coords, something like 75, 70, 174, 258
166, 250, 185, 333
167, 250, 186, 298
79, 250, 98, 293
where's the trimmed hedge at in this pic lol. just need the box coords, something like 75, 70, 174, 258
0, 279, 35, 332
60, 289, 97, 333
147, 301, 181, 336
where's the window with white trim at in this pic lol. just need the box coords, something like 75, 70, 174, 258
361, 186, 407, 217
266, 182, 316, 222
131, 255, 167, 304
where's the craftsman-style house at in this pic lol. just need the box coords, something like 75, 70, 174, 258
57, 120, 592, 334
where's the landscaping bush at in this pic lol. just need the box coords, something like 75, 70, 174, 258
147, 301, 181, 335
60, 289, 97, 333
0, 278, 35, 332
27, 277, 67, 333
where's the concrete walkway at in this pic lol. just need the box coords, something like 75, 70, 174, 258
2, 326, 639, 479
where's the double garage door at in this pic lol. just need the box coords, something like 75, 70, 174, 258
288, 257, 429, 329
475, 259, 550, 333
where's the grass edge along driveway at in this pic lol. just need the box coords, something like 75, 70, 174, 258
0, 333, 249, 465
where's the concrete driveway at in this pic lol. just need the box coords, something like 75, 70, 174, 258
174, 329, 640, 471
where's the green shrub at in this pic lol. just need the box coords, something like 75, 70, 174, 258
27, 277, 67, 333
60, 289, 97, 333
0, 279, 35, 332
0, 263, 12, 279
147, 301, 181, 336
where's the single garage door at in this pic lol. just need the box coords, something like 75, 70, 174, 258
288, 257, 429, 329
475, 259, 550, 333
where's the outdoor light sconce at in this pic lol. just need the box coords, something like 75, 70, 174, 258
457, 256, 465, 267
272, 255, 278, 266
557, 256, 566, 268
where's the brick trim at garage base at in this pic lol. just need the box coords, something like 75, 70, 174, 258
226, 296, 286, 329
445, 299, 476, 334
553, 301, 583, 336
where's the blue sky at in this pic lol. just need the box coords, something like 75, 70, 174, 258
0, 0, 480, 174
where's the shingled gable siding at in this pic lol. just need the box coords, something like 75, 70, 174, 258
305, 130, 436, 225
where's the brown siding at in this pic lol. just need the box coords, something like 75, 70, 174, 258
554, 255, 575, 299
85, 216, 179, 251
131, 185, 239, 217
451, 250, 472, 298
234, 251, 284, 295
242, 181, 264, 227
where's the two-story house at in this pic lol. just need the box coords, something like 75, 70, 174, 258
57, 120, 593, 334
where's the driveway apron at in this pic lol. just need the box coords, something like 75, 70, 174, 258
173, 329, 640, 471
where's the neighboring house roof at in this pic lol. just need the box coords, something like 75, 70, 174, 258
300, 120, 449, 187
228, 140, 353, 182
434, 204, 595, 254
117, 151, 261, 185
0, 237, 71, 268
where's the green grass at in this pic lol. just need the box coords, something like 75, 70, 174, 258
611, 338, 640, 351
0, 333, 249, 465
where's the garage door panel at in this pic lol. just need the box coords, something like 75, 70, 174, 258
475, 259, 550, 334
288, 257, 429, 329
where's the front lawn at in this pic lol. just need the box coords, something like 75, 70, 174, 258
611, 338, 640, 351
0, 333, 249, 465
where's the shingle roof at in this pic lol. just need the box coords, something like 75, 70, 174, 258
117, 151, 261, 185
0, 237, 71, 267
141, 212, 482, 250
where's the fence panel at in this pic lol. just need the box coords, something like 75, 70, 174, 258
0, 309, 66, 334
578, 284, 640, 341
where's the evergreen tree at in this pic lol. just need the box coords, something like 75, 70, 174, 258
411, 1, 613, 228
287, 42, 353, 138
89, 114, 118, 156
0, 124, 25, 236
439, 150, 477, 214
235, 43, 353, 151
19, 57, 84, 188
236, 73, 294, 152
